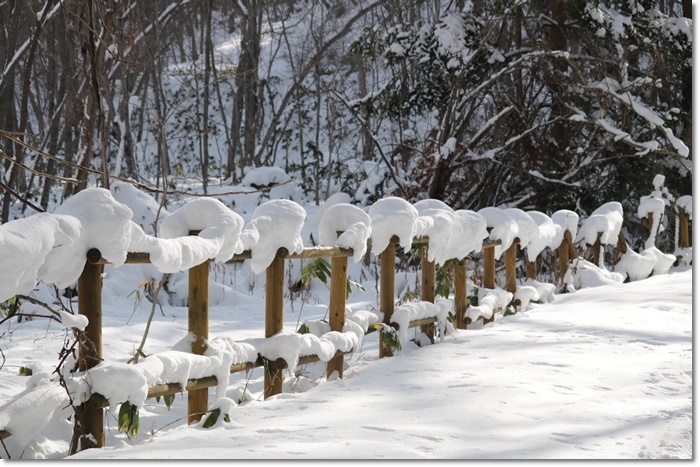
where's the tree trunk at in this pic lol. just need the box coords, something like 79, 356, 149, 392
548, 0, 568, 155
201, 0, 212, 193
357, 56, 373, 161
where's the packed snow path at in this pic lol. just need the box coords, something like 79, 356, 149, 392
72, 269, 691, 460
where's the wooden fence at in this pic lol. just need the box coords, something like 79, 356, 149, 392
0, 214, 691, 451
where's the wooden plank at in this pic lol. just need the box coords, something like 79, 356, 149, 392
420, 246, 435, 344
288, 247, 353, 259
453, 260, 467, 329
379, 236, 397, 358
407, 317, 438, 328
100, 239, 503, 266
231, 246, 353, 262
327, 256, 347, 379
123, 252, 152, 264
187, 259, 209, 424
264, 249, 286, 398
77, 249, 104, 450
92, 350, 354, 405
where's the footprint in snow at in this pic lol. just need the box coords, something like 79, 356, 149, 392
362, 425, 395, 432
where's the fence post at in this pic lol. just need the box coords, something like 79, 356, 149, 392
526, 255, 537, 281
264, 248, 286, 398
558, 231, 570, 285
642, 213, 658, 247
568, 230, 579, 260
614, 229, 628, 265
680, 208, 690, 248
453, 260, 468, 329
77, 248, 104, 450
420, 245, 435, 344
187, 258, 209, 424
504, 241, 517, 294
327, 255, 347, 379
483, 245, 496, 290
379, 236, 397, 358
558, 230, 579, 285
591, 232, 603, 267
482, 244, 496, 324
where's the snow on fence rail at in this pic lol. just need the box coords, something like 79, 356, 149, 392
0, 188, 692, 452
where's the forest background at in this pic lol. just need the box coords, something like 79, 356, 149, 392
0, 0, 692, 249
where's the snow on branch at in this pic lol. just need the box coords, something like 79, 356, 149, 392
587, 81, 689, 157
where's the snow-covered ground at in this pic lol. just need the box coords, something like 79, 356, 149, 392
50, 268, 691, 460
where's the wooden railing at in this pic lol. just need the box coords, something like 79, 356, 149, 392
0, 212, 691, 449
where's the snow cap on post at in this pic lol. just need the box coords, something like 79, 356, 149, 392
40, 188, 133, 286
525, 211, 561, 261
369, 197, 419, 255
551, 210, 579, 249
160, 198, 245, 261
637, 197, 666, 249
244, 199, 306, 274
127, 198, 245, 273
442, 209, 489, 261
575, 202, 623, 246
0, 213, 79, 302
306, 192, 352, 229
413, 199, 455, 265
503, 208, 539, 252
318, 203, 371, 263
677, 195, 692, 218
477, 207, 519, 257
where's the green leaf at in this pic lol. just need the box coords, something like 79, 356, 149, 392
18, 366, 32, 376
297, 323, 310, 334
377, 323, 401, 353
163, 394, 175, 410
202, 408, 221, 428
136, 349, 148, 358
118, 402, 139, 437
346, 279, 365, 299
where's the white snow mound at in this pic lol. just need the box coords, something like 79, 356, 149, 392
526, 211, 560, 260
576, 202, 623, 246
478, 207, 518, 257
319, 203, 371, 263
243, 199, 307, 274
551, 210, 579, 249
414, 199, 455, 265
369, 197, 418, 255
241, 167, 291, 188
